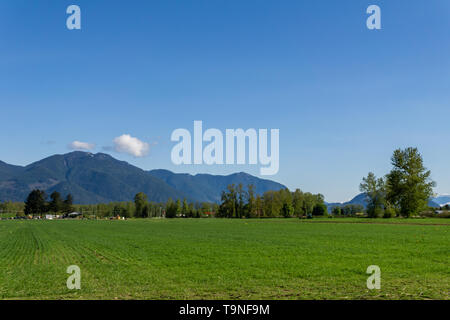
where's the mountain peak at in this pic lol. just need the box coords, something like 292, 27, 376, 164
0, 153, 286, 204
64, 150, 92, 158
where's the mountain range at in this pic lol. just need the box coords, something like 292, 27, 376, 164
429, 195, 450, 207
325, 193, 368, 211
326, 193, 448, 210
0, 152, 286, 204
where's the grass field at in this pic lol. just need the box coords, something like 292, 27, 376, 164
0, 218, 448, 300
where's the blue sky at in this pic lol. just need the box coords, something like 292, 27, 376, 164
0, 1, 449, 202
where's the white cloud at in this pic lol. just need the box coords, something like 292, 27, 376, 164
69, 141, 95, 151
113, 134, 149, 157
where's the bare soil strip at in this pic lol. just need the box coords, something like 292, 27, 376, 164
299, 220, 450, 226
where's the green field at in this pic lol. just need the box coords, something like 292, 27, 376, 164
0, 218, 448, 300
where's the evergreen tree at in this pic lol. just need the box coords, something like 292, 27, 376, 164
63, 194, 74, 213
48, 191, 63, 213
24, 190, 47, 216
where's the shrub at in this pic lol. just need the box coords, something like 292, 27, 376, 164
383, 205, 397, 218
437, 211, 450, 218
382, 211, 392, 218
312, 203, 328, 216
419, 211, 435, 218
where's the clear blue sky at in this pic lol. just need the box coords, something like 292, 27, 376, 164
0, 1, 449, 202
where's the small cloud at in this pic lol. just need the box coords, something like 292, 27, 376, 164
113, 134, 149, 157
41, 140, 56, 145
68, 140, 95, 151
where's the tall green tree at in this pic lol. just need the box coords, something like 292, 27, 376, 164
188, 202, 195, 218
360, 172, 386, 218
165, 198, 176, 218
175, 199, 182, 217
386, 147, 435, 217
134, 192, 148, 218
48, 191, 63, 213
302, 192, 316, 215
218, 184, 237, 218
281, 202, 294, 218
246, 184, 256, 218
292, 189, 305, 217
255, 195, 263, 217
182, 198, 189, 217
63, 194, 74, 213
237, 183, 245, 218
24, 190, 47, 215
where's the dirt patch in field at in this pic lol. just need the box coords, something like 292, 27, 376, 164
300, 220, 450, 226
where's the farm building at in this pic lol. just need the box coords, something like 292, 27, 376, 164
66, 212, 82, 218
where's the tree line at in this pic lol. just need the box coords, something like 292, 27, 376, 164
0, 201, 24, 217
330, 204, 365, 217
70, 194, 218, 218
76, 187, 327, 219
218, 184, 327, 218
133, 192, 218, 218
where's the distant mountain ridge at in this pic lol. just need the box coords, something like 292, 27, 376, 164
326, 193, 447, 210
325, 193, 368, 211
149, 169, 286, 203
0, 152, 286, 204
430, 195, 450, 207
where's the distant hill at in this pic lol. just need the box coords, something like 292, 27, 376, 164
429, 195, 450, 207
0, 161, 24, 180
327, 193, 447, 210
149, 169, 286, 203
326, 193, 368, 211
0, 152, 286, 204
428, 200, 440, 208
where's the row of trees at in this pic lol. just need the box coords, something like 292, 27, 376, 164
75, 187, 328, 219
331, 204, 365, 216
0, 201, 24, 216
24, 190, 74, 215
7, 187, 329, 219
359, 147, 435, 218
164, 197, 218, 218
218, 184, 327, 218
90, 187, 327, 219
134, 192, 218, 218
72, 195, 218, 219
